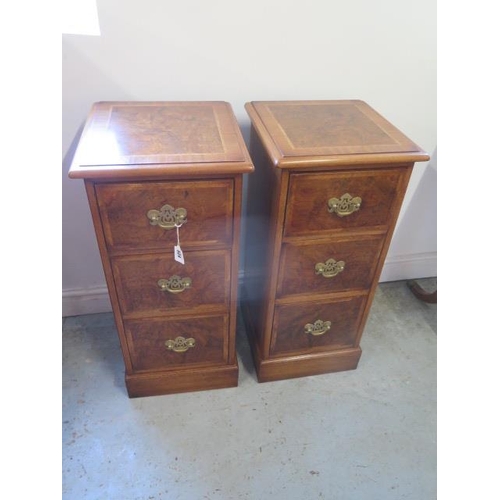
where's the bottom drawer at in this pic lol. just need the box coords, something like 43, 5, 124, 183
270, 295, 366, 357
124, 315, 228, 372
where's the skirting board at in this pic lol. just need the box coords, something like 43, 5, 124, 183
379, 252, 437, 283
62, 286, 112, 317
62, 252, 437, 317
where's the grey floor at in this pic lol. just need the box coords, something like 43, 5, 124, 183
62, 278, 437, 500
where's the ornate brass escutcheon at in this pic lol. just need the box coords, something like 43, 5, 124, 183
304, 319, 332, 336
165, 336, 195, 353
158, 276, 192, 294
147, 204, 187, 229
315, 258, 345, 278
327, 193, 362, 217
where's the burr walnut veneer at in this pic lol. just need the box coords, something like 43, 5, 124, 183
69, 101, 253, 397
242, 100, 429, 382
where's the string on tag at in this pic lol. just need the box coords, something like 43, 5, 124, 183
174, 223, 185, 264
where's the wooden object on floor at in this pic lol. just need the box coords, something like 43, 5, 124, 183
407, 280, 437, 303
69, 101, 253, 397
242, 100, 429, 382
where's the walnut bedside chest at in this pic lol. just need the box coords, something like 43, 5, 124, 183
242, 100, 429, 382
69, 101, 253, 397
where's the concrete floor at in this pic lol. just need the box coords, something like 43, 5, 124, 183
62, 278, 437, 500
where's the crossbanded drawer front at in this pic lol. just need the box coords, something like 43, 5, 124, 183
283, 168, 404, 237
124, 315, 228, 372
276, 234, 384, 298
112, 250, 230, 318
96, 179, 234, 252
270, 295, 366, 357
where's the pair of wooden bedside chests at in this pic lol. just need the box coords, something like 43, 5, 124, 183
68, 100, 429, 398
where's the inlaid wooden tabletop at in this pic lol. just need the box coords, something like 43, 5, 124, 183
69, 101, 253, 179
245, 100, 429, 168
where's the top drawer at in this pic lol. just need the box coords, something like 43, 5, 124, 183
283, 168, 405, 237
95, 179, 234, 252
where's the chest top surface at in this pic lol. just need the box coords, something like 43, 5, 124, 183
245, 100, 429, 168
69, 101, 253, 179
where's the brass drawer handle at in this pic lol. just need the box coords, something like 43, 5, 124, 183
165, 336, 195, 353
327, 193, 362, 217
315, 258, 345, 278
304, 319, 332, 336
147, 204, 187, 229
158, 276, 192, 293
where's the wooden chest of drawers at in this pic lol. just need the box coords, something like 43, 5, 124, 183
69, 101, 253, 397
242, 100, 429, 382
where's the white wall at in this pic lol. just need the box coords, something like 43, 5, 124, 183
62, 0, 436, 316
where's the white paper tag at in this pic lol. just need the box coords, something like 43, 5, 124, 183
174, 244, 185, 264
174, 224, 185, 264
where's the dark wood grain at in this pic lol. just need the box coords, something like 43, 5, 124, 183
270, 295, 366, 356
96, 179, 233, 253
276, 235, 384, 298
124, 315, 228, 372
242, 294, 362, 382
283, 169, 404, 237
112, 250, 230, 318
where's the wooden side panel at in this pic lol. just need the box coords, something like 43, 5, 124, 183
242, 125, 288, 355
228, 175, 243, 365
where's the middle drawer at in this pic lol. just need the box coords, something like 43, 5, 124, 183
112, 249, 230, 318
276, 234, 384, 299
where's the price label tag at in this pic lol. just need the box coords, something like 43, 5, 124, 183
174, 225, 185, 264
174, 244, 185, 264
